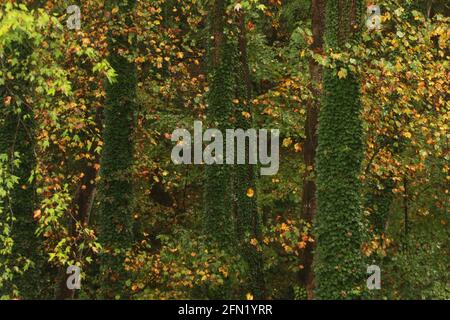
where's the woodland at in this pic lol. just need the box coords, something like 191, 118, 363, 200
0, 0, 448, 300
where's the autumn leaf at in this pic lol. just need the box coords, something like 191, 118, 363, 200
241, 111, 251, 119
282, 137, 292, 147
134, 56, 145, 63
33, 209, 41, 220
4, 96, 12, 106
337, 68, 348, 79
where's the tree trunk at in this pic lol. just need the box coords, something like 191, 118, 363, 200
97, 0, 137, 299
314, 0, 366, 299
0, 38, 41, 299
234, 10, 266, 299
299, 0, 325, 300
55, 151, 99, 299
204, 0, 234, 248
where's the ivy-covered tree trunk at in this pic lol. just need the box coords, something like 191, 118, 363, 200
299, 0, 325, 300
314, 0, 366, 299
0, 106, 38, 299
204, 0, 234, 247
0, 41, 41, 299
233, 10, 266, 299
97, 0, 137, 299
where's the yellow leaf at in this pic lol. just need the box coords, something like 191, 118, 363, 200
246, 188, 254, 198
219, 267, 228, 277
246, 293, 254, 300
283, 137, 292, 147
134, 56, 145, 64
241, 111, 251, 119
337, 68, 348, 79
330, 52, 342, 60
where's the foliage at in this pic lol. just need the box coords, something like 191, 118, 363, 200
314, 0, 366, 299
0, 0, 447, 300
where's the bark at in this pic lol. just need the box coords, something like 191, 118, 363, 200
235, 10, 266, 299
299, 0, 325, 300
